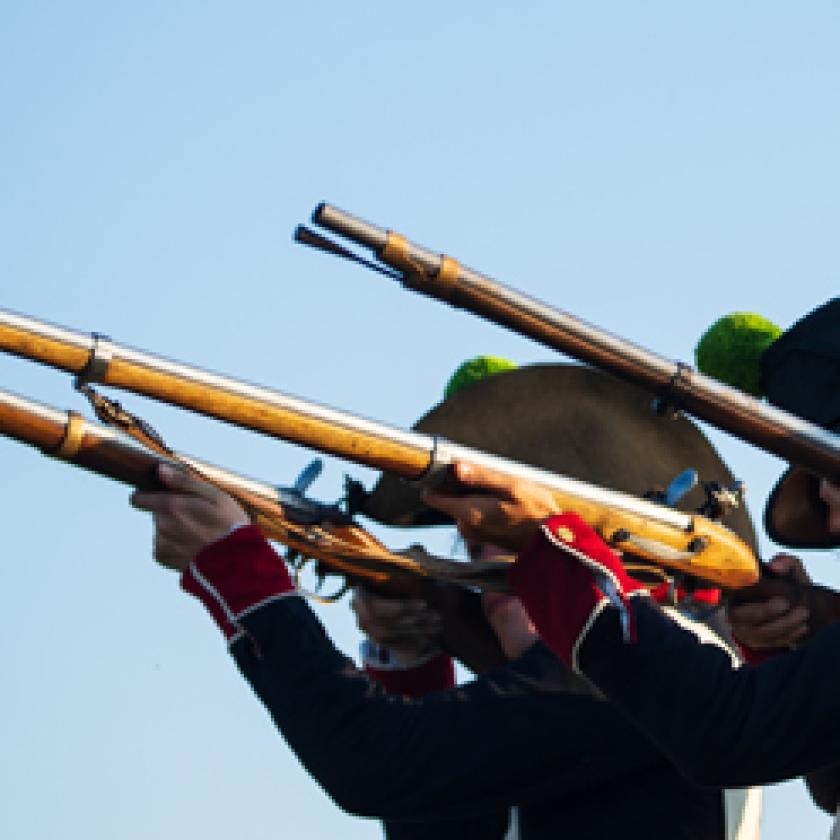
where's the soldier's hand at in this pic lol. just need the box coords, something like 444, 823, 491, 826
728, 554, 811, 650
130, 464, 249, 572
350, 587, 443, 665
423, 460, 559, 551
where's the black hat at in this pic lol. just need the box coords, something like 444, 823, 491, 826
761, 299, 840, 548
362, 363, 757, 554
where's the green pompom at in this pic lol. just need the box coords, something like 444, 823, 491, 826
444, 356, 517, 399
695, 312, 782, 397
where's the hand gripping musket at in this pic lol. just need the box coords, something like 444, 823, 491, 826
296, 204, 840, 489
0, 386, 509, 671
0, 308, 757, 589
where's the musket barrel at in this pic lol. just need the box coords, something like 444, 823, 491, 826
0, 309, 95, 374
0, 307, 434, 479
312, 204, 840, 485
0, 307, 698, 531
0, 388, 285, 504
314, 203, 390, 253
0, 387, 689, 531
313, 204, 680, 385
0, 389, 70, 450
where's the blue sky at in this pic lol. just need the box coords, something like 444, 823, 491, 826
1, 3, 839, 838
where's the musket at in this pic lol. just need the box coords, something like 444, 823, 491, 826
0, 386, 508, 672
0, 307, 757, 587
297, 204, 840, 487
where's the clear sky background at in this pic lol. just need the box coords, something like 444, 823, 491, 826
1, 3, 838, 838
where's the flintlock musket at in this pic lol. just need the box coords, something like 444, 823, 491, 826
0, 386, 507, 671
0, 307, 757, 587
296, 204, 840, 487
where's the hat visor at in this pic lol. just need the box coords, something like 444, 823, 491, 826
764, 466, 838, 549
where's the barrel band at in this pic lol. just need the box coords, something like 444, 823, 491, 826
50, 411, 86, 460
76, 332, 114, 387
382, 231, 460, 300
435, 255, 461, 297
381, 231, 411, 269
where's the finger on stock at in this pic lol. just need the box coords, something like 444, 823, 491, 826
731, 603, 810, 643
154, 546, 189, 572
153, 534, 176, 562
773, 605, 810, 631
421, 488, 472, 521
133, 490, 213, 522
423, 462, 513, 507
729, 597, 791, 624
130, 489, 177, 513
745, 603, 808, 632
747, 609, 810, 647
452, 461, 517, 498
158, 463, 221, 500
154, 514, 199, 540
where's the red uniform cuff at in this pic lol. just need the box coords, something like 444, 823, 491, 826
509, 512, 645, 670
181, 524, 296, 640
365, 652, 456, 698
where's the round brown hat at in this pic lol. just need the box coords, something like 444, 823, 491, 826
362, 363, 757, 553
761, 298, 840, 548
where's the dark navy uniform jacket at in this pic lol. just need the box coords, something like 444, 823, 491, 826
182, 525, 734, 839
510, 510, 840, 790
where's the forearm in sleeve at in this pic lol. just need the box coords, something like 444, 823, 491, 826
509, 512, 840, 787
184, 526, 672, 820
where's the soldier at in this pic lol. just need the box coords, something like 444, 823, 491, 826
133, 360, 764, 839
425, 459, 840, 788
418, 301, 840, 818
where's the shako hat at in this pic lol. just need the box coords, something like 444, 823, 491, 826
362, 362, 757, 554
695, 300, 840, 549
759, 299, 840, 548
